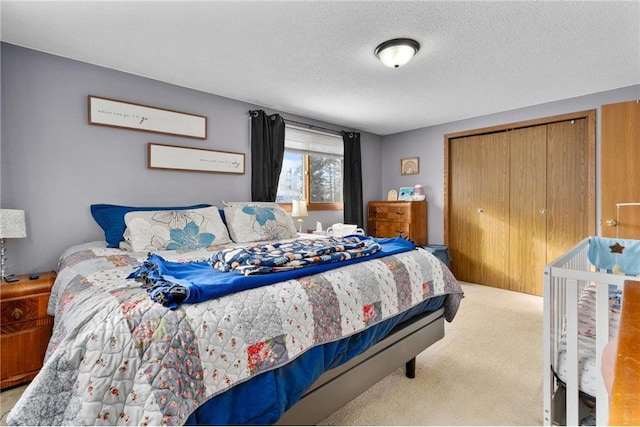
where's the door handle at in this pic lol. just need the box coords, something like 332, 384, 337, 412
605, 218, 617, 227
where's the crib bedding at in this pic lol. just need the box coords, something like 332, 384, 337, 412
8, 238, 463, 426
555, 283, 622, 397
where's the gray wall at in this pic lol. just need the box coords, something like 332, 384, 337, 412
0, 43, 382, 274
381, 85, 640, 245
2, 42, 637, 274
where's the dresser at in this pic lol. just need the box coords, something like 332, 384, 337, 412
1, 271, 56, 389
367, 200, 427, 246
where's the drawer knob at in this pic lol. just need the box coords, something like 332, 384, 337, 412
11, 308, 24, 320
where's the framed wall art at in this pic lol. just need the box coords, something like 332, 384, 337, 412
401, 157, 419, 175
148, 143, 245, 174
88, 95, 207, 139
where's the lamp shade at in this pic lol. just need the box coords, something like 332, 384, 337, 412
291, 200, 308, 218
375, 38, 420, 68
0, 209, 27, 238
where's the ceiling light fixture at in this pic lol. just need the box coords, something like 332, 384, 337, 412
374, 38, 420, 68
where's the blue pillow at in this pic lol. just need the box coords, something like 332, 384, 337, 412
91, 203, 211, 248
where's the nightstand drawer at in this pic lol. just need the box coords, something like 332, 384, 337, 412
1, 297, 39, 324
1, 271, 56, 389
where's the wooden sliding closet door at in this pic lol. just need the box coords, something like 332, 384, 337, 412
509, 126, 547, 295
449, 132, 510, 288
446, 110, 594, 296
546, 118, 591, 263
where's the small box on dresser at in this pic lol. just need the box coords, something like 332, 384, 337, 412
367, 200, 427, 246
1, 271, 56, 389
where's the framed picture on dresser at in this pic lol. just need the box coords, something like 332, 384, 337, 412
398, 187, 414, 201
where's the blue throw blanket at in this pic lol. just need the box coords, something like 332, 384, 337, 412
129, 236, 416, 308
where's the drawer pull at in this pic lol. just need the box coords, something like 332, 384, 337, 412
11, 308, 24, 320
395, 211, 404, 215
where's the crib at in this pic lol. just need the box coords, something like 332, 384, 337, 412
543, 236, 640, 426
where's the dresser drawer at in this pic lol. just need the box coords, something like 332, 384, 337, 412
367, 200, 427, 246
371, 222, 411, 239
368, 203, 413, 221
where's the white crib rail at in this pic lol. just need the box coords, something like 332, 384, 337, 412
543, 237, 632, 426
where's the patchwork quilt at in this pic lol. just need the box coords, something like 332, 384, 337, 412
7, 238, 463, 426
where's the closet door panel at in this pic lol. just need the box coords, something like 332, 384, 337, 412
477, 132, 510, 289
509, 126, 547, 295
450, 133, 509, 288
449, 135, 481, 284
546, 118, 590, 263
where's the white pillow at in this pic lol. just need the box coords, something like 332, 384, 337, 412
223, 205, 298, 243
123, 206, 231, 252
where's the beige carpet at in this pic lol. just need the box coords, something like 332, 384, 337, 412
0, 282, 543, 426
319, 282, 544, 426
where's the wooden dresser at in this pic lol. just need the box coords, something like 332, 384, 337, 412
367, 200, 427, 246
1, 271, 56, 389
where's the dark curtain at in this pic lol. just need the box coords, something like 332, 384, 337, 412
342, 131, 364, 227
250, 110, 285, 202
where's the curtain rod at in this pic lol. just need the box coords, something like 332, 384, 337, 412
284, 119, 342, 136
248, 110, 345, 136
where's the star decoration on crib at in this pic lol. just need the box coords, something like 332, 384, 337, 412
609, 242, 625, 254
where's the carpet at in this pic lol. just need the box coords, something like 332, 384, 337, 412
318, 282, 544, 426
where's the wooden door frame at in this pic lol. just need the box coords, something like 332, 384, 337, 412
444, 110, 596, 247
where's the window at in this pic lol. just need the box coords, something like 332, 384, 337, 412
276, 125, 343, 210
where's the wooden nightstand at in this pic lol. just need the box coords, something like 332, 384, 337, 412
1, 271, 56, 389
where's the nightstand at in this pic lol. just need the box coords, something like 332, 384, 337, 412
1, 271, 56, 389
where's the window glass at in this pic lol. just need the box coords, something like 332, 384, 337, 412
276, 151, 304, 203
309, 154, 343, 203
276, 126, 343, 209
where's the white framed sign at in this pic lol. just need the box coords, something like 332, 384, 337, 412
88, 95, 207, 139
148, 143, 245, 174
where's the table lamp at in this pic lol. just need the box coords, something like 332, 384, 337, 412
0, 209, 27, 282
291, 199, 308, 233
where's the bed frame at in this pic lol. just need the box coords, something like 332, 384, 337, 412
543, 237, 636, 426
278, 307, 445, 425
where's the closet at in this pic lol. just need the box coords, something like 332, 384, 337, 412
445, 111, 596, 296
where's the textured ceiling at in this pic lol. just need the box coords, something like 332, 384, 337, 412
2, 0, 639, 135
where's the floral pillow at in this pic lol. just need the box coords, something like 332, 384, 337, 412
223, 205, 298, 243
123, 206, 231, 252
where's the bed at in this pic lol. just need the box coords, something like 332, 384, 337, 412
7, 204, 463, 426
543, 236, 640, 426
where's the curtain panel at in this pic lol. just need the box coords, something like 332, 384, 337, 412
342, 131, 364, 227
250, 110, 285, 202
